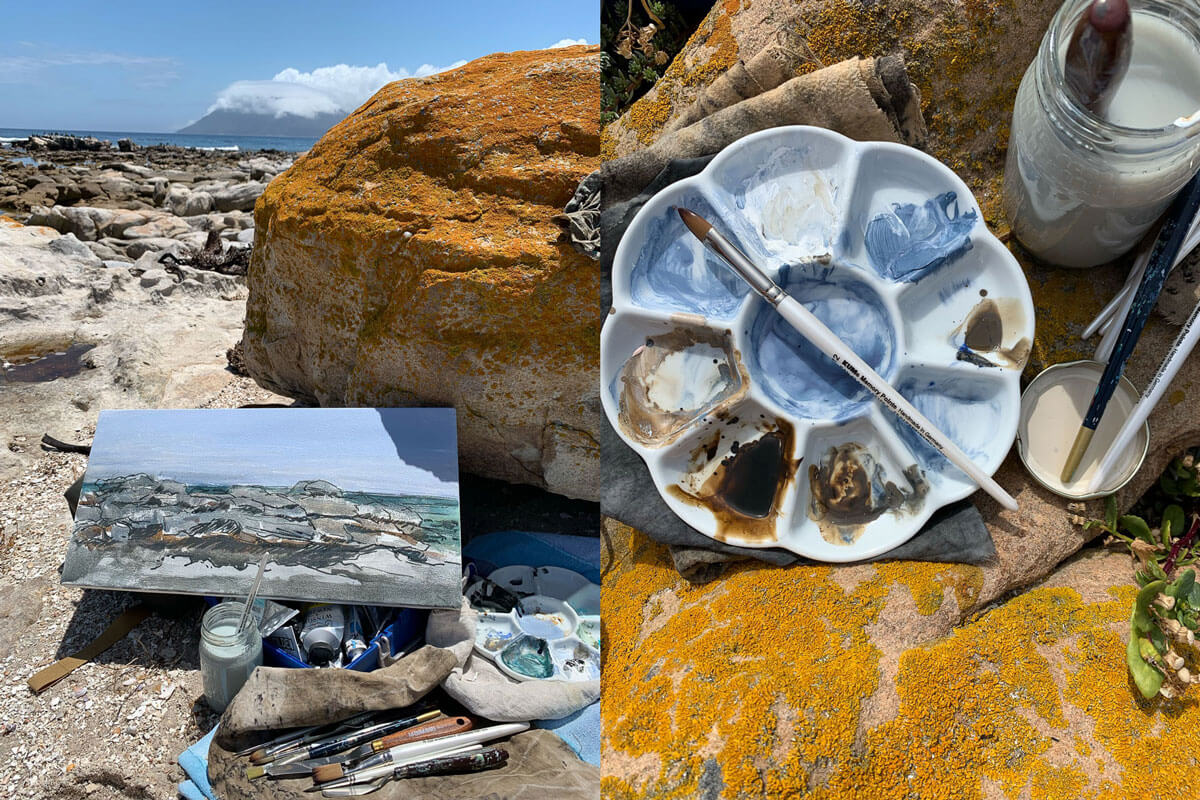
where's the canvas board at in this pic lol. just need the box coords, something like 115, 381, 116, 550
61, 408, 462, 609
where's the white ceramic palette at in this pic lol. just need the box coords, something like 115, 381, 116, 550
601, 126, 1036, 562
468, 566, 600, 683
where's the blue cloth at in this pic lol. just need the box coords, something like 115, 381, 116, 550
463, 531, 601, 585
177, 725, 218, 800
465, 531, 602, 765
535, 701, 601, 766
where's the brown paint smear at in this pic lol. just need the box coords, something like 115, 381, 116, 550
954, 297, 1030, 369
808, 443, 927, 545
668, 419, 798, 544
617, 327, 747, 447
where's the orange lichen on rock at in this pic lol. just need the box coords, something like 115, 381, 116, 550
874, 560, 984, 616
243, 46, 601, 499
604, 527, 1200, 798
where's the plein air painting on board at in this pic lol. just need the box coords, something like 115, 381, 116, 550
60, 408, 462, 608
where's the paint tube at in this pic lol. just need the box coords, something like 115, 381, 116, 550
301, 605, 345, 666
267, 624, 304, 662
258, 600, 299, 637
344, 607, 368, 663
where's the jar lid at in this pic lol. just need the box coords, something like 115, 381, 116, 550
1017, 360, 1149, 499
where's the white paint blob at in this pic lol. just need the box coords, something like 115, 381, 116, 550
1018, 361, 1148, 497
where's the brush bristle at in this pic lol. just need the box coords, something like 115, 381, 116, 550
249, 749, 270, 764
245, 765, 266, 780
676, 207, 712, 240
312, 763, 344, 783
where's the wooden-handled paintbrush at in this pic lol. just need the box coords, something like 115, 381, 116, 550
676, 207, 1019, 511
311, 716, 475, 783
317, 747, 509, 797
1064, 0, 1132, 115
245, 710, 440, 779
313, 722, 529, 792
242, 710, 382, 762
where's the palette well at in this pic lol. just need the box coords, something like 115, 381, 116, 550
467, 566, 600, 683
601, 126, 1036, 562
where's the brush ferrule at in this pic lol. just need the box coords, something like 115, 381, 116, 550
704, 228, 782, 302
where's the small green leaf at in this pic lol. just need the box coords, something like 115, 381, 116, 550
1150, 561, 1169, 582
1169, 569, 1196, 600
1105, 495, 1119, 531
1128, 632, 1165, 699
1150, 623, 1168, 654
1189, 581, 1200, 608
1163, 506, 1186, 541
1120, 515, 1153, 543
1133, 581, 1167, 632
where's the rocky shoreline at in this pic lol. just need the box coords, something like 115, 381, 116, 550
1, 136, 294, 267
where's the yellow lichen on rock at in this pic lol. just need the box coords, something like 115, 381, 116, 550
603, 528, 1200, 798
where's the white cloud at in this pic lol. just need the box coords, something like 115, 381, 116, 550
206, 60, 469, 119
548, 38, 589, 48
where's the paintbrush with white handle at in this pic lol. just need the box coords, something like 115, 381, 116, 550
314, 722, 528, 791
676, 207, 1018, 511
1088, 293, 1200, 492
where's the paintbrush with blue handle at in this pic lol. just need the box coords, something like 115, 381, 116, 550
1061, 169, 1200, 483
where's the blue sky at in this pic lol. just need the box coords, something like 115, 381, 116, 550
85, 408, 460, 498
0, 1, 595, 131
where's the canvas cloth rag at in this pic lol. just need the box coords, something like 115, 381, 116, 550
426, 597, 601, 721
598, 54, 995, 582
206, 645, 597, 799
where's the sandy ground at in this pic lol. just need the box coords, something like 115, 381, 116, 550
0, 377, 287, 800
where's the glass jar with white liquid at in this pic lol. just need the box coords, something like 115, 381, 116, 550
199, 601, 262, 713
1003, 0, 1200, 267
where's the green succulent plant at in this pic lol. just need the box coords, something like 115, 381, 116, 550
1088, 454, 1200, 699
601, 0, 693, 125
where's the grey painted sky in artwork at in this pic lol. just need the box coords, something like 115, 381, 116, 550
84, 408, 458, 497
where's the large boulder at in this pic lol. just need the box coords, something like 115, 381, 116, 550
210, 181, 264, 212
242, 46, 601, 500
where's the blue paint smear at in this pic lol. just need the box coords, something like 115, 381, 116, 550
747, 264, 895, 422
864, 192, 977, 282
891, 372, 998, 476
628, 194, 753, 319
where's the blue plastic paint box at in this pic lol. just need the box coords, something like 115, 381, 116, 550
203, 598, 426, 671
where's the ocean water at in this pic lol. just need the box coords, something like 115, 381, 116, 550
0, 128, 316, 153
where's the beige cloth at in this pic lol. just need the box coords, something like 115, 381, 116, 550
212, 645, 456, 751
663, 30, 814, 133
602, 55, 926, 208
207, 646, 597, 799
426, 598, 601, 721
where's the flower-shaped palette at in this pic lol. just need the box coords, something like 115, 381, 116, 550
468, 566, 600, 683
601, 126, 1034, 562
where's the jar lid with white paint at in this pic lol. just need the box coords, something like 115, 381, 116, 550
1017, 360, 1149, 498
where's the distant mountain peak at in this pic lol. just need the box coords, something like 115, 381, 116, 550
177, 109, 343, 137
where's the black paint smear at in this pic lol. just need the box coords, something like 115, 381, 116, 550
712, 430, 785, 519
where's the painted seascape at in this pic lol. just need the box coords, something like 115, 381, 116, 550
61, 407, 462, 608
